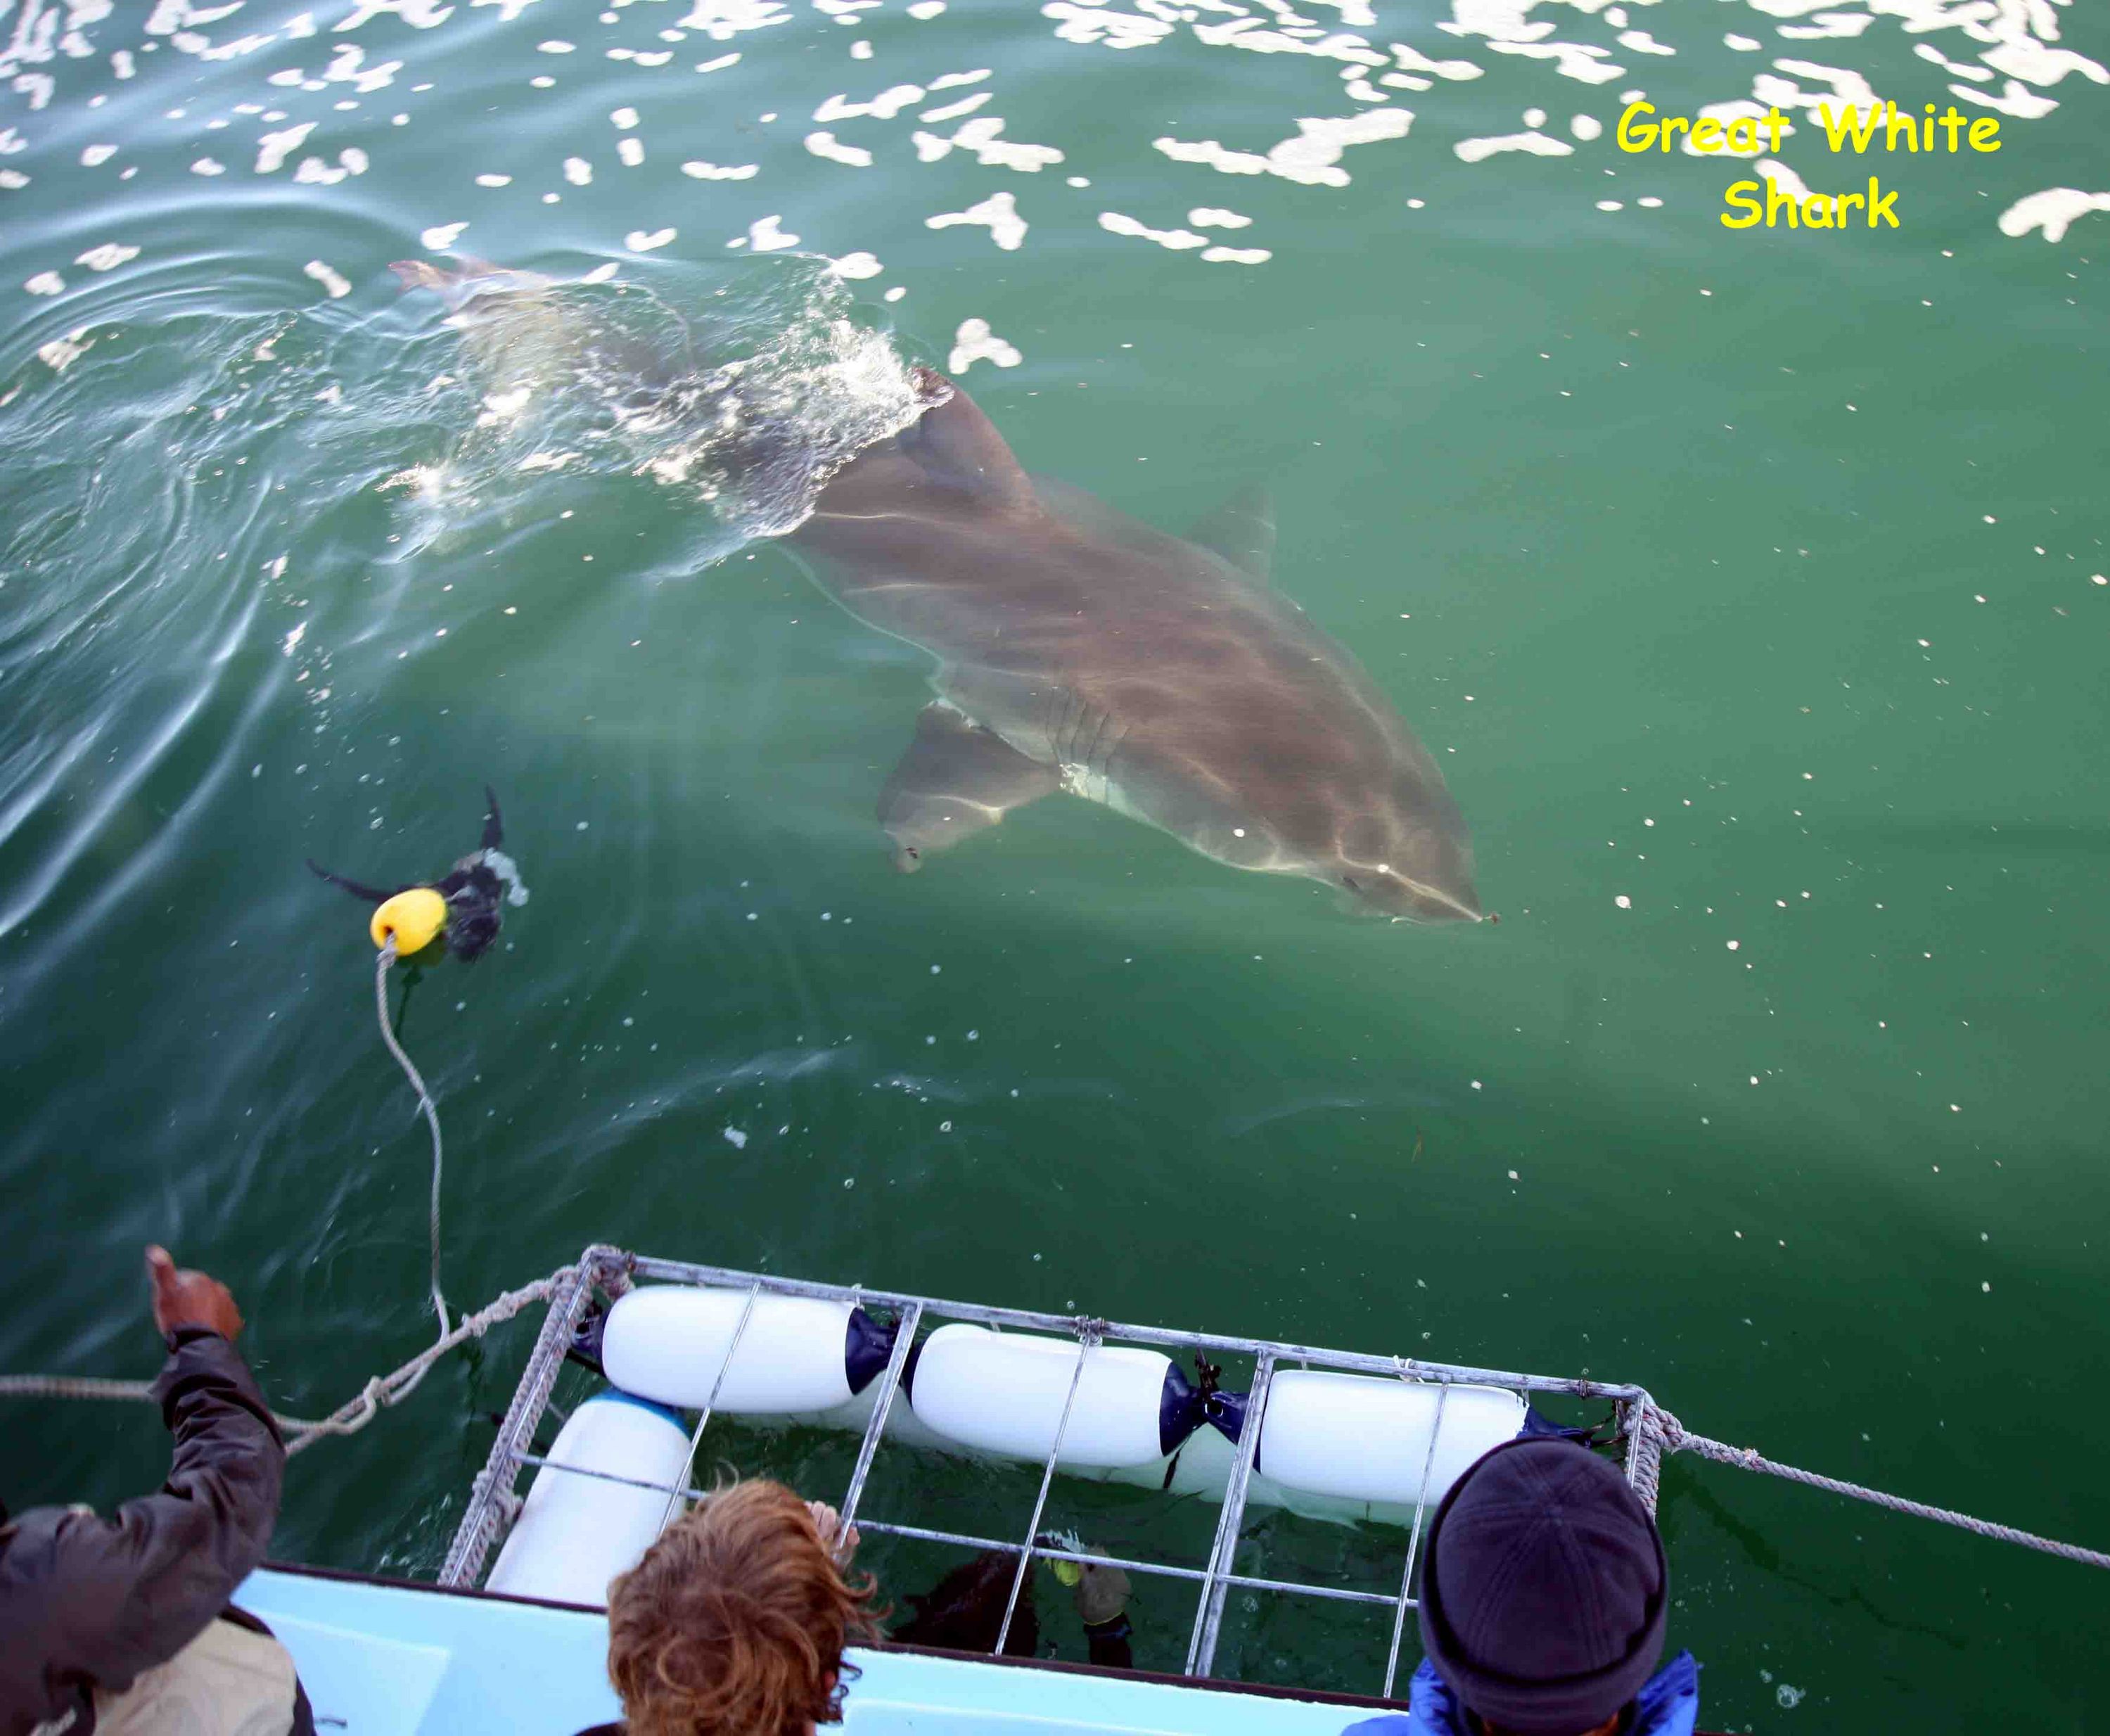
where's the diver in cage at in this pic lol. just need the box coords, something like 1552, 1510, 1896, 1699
1343, 1437, 1701, 1736
307, 784, 528, 962
892, 1540, 1133, 1669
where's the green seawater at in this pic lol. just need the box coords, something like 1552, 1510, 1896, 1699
3, 0, 2107, 1727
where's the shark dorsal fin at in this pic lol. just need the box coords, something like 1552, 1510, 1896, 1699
897, 369, 1041, 518
1188, 484, 1276, 583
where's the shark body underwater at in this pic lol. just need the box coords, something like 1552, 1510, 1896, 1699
397, 260, 1483, 924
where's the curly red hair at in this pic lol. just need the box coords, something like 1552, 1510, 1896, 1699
606, 1479, 883, 1736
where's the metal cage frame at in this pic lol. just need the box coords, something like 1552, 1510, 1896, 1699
442, 1244, 1658, 1700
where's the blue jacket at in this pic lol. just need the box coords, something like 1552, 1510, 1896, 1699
1344, 1652, 1700, 1736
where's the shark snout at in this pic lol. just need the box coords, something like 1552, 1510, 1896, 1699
1336, 858, 1483, 925
1330, 803, 1481, 926
1394, 880, 1485, 924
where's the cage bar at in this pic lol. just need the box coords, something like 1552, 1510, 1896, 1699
440, 1256, 597, 1588
1186, 1349, 1275, 1678
451, 1247, 1653, 1705
1381, 1376, 1450, 1698
839, 1298, 923, 1531
994, 1325, 1101, 1654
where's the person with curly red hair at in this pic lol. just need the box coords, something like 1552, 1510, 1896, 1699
581, 1481, 881, 1736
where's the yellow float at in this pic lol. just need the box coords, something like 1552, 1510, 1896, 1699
369, 887, 448, 955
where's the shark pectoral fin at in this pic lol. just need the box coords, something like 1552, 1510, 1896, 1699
877, 704, 1059, 872
1188, 483, 1276, 583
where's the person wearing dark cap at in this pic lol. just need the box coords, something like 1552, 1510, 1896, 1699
1346, 1437, 1700, 1736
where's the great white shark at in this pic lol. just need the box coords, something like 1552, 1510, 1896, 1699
396, 260, 1483, 923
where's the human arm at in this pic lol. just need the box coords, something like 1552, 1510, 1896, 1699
1070, 1552, 1132, 1670
1042, 1540, 1134, 1667
0, 1251, 284, 1725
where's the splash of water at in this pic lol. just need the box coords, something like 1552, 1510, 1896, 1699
390, 255, 926, 563
0, 254, 919, 952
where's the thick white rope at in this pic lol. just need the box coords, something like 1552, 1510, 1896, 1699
1645, 1403, 2110, 1573
0, 939, 493, 1452
11, 1359, 2110, 1569
0, 1274, 561, 1456
0, 1376, 156, 1404
279, 1274, 560, 1456
374, 938, 451, 1342
9, 1287, 2108, 1574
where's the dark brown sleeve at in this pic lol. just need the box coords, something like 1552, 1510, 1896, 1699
0, 1330, 285, 1718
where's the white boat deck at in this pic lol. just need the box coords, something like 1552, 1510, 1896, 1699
238, 1566, 1375, 1735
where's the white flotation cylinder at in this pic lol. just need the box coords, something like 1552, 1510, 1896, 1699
599, 1286, 891, 1414
793, 1375, 956, 1453
487, 1393, 690, 1607
907, 1324, 1198, 1469
1255, 1373, 1525, 1509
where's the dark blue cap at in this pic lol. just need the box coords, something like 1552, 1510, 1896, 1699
1416, 1437, 1668, 1736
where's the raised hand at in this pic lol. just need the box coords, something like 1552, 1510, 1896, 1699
146, 1245, 243, 1341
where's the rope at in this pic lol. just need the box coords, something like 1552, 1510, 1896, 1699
280, 1272, 560, 1456
12, 1294, 2110, 1576
1623, 1395, 1665, 1516
0, 938, 504, 1454
0, 1275, 562, 1455
1645, 1402, 2110, 1573
0, 1376, 156, 1404
374, 938, 450, 1341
